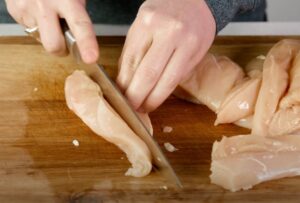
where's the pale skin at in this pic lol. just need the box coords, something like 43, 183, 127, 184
5, 0, 216, 112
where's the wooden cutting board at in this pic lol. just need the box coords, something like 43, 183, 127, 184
0, 36, 300, 202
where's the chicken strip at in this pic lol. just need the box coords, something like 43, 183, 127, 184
176, 53, 245, 112
267, 51, 300, 137
252, 39, 300, 136
65, 70, 152, 177
280, 51, 300, 109
215, 78, 261, 125
210, 134, 300, 192
215, 56, 264, 125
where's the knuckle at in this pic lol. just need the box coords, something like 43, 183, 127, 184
173, 19, 185, 32
72, 19, 91, 28
122, 52, 139, 70
186, 32, 199, 45
137, 5, 155, 26
142, 67, 159, 82
69, 18, 92, 34
184, 33, 200, 50
168, 19, 186, 39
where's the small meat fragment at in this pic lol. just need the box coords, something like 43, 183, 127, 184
159, 185, 168, 190
164, 142, 178, 152
163, 126, 173, 133
72, 139, 80, 147
210, 134, 300, 192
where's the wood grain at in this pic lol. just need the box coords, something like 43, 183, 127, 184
0, 36, 300, 202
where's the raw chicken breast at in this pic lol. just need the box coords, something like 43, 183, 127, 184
210, 134, 300, 192
215, 78, 261, 125
215, 56, 264, 125
252, 39, 300, 136
178, 53, 245, 112
280, 51, 300, 109
268, 51, 300, 136
65, 70, 152, 177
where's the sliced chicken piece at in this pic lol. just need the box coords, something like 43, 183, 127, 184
65, 70, 152, 177
215, 56, 264, 125
210, 134, 300, 192
252, 39, 300, 136
215, 78, 261, 125
280, 51, 300, 109
268, 106, 300, 136
177, 53, 245, 112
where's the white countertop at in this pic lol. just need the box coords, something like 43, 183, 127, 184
1, 22, 300, 36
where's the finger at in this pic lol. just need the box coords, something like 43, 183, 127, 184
125, 40, 174, 109
5, 0, 28, 25
141, 48, 196, 112
61, 1, 98, 64
37, 9, 66, 56
21, 15, 36, 28
116, 23, 152, 91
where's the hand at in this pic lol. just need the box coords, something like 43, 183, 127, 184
117, 0, 216, 112
5, 0, 99, 64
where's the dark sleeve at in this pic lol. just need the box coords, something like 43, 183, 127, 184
205, 0, 265, 32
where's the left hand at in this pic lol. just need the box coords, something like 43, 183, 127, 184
116, 0, 216, 112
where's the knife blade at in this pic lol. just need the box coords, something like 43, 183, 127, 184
26, 21, 183, 188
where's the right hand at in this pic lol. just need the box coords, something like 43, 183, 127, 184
5, 0, 99, 64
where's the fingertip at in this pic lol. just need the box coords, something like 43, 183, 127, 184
141, 101, 157, 113
81, 48, 99, 64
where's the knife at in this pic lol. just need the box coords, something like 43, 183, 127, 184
25, 20, 182, 188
